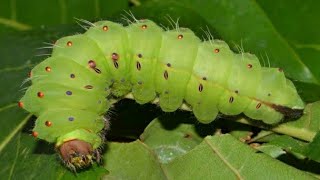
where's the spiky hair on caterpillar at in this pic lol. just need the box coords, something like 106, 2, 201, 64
18, 16, 304, 170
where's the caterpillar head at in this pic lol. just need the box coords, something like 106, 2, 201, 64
59, 140, 97, 171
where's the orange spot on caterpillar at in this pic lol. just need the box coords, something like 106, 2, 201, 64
278, 68, 283, 72
28, 71, 32, 78
102, 26, 109, 31
18, 101, 24, 108
32, 131, 38, 138
66, 41, 72, 47
164, 70, 168, 80
37, 92, 44, 98
198, 83, 203, 92
45, 121, 52, 127
136, 61, 141, 71
111, 53, 119, 61
177, 34, 183, 39
45, 66, 51, 72
214, 48, 220, 53
247, 64, 253, 69
141, 24, 147, 29
229, 96, 234, 103
256, 103, 262, 109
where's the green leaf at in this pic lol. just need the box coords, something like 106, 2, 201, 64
0, 0, 129, 33
103, 141, 167, 179
255, 0, 320, 102
163, 135, 315, 179
307, 131, 320, 162
255, 144, 286, 158
268, 136, 308, 156
140, 115, 203, 163
252, 132, 320, 164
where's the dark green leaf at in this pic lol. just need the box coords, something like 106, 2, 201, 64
163, 135, 315, 179
0, 0, 129, 32
103, 141, 167, 179
307, 131, 320, 162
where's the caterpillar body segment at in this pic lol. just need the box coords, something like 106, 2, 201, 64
19, 19, 304, 169
126, 20, 163, 104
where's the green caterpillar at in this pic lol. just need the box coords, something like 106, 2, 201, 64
18, 19, 304, 170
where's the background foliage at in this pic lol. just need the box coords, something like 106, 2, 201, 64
0, 0, 319, 179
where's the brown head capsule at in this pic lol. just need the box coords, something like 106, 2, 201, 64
59, 140, 94, 170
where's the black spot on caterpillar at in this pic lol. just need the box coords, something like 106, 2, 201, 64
18, 18, 304, 170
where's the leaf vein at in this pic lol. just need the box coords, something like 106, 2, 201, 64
205, 138, 244, 180
0, 63, 33, 73
0, 17, 31, 31
0, 114, 32, 153
8, 133, 21, 180
0, 103, 16, 112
